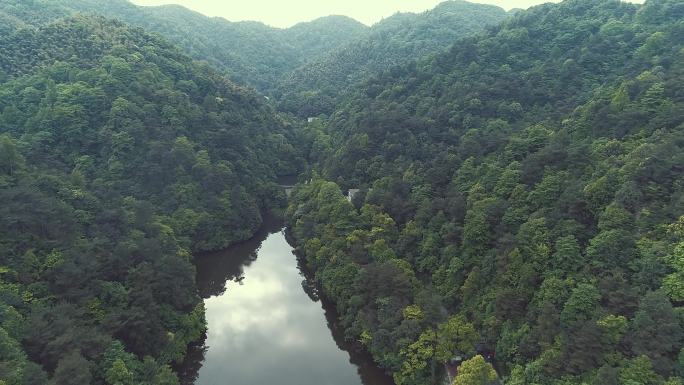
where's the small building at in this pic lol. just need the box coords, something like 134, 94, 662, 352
346, 189, 360, 203
307, 117, 316, 123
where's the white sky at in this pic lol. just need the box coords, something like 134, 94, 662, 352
130, 0, 643, 28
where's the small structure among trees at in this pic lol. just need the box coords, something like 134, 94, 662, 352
346, 188, 360, 202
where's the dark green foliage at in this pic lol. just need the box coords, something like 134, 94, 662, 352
51, 351, 92, 385
629, 292, 683, 375
287, 0, 684, 384
276, 0, 509, 117
0, 13, 301, 385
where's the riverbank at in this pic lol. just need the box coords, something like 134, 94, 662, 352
178, 213, 393, 385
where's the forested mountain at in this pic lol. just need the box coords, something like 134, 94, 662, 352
0, 0, 369, 92
275, 1, 509, 117
0, 0, 508, 103
1, 0, 682, 385
0, 14, 302, 384
287, 1, 684, 384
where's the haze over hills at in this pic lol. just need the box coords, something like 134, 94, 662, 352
0, 0, 682, 385
0, 0, 510, 97
0, 0, 369, 91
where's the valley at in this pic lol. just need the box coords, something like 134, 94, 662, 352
0, 1, 682, 385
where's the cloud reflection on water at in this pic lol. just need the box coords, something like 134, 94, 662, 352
193, 228, 386, 385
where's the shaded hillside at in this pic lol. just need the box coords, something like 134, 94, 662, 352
287, 0, 684, 384
276, 0, 509, 117
0, 15, 301, 384
0, 0, 369, 91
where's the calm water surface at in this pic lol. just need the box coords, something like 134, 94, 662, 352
180, 219, 395, 385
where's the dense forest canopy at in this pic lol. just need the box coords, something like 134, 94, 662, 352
0, 13, 302, 385
275, 0, 509, 117
0, 0, 369, 92
0, 0, 509, 106
287, 0, 684, 384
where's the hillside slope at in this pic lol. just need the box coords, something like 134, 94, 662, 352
0, 0, 369, 92
287, 0, 684, 384
0, 15, 301, 384
275, 0, 509, 117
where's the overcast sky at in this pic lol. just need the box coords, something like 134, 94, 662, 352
129, 0, 643, 28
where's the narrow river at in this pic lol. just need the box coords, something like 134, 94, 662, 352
179, 217, 395, 385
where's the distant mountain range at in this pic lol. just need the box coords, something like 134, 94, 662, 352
0, 0, 368, 90
275, 0, 509, 116
0, 0, 508, 102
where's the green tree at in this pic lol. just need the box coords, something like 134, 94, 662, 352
0, 134, 24, 176
663, 241, 684, 301
396, 329, 437, 385
551, 235, 583, 275
452, 355, 497, 385
629, 292, 683, 374
619, 356, 661, 385
105, 358, 133, 385
560, 283, 600, 325
51, 350, 92, 385
435, 315, 480, 362
597, 314, 628, 345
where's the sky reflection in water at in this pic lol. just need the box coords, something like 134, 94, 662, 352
190, 223, 393, 385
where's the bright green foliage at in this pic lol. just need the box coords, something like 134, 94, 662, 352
434, 316, 479, 362
452, 355, 497, 385
596, 314, 628, 345
663, 228, 684, 301
0, 134, 23, 176
620, 356, 662, 385
403, 305, 425, 321
663, 273, 684, 302
105, 358, 132, 385
396, 329, 437, 385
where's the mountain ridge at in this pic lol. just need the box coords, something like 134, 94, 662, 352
0, 0, 369, 91
275, 0, 509, 117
